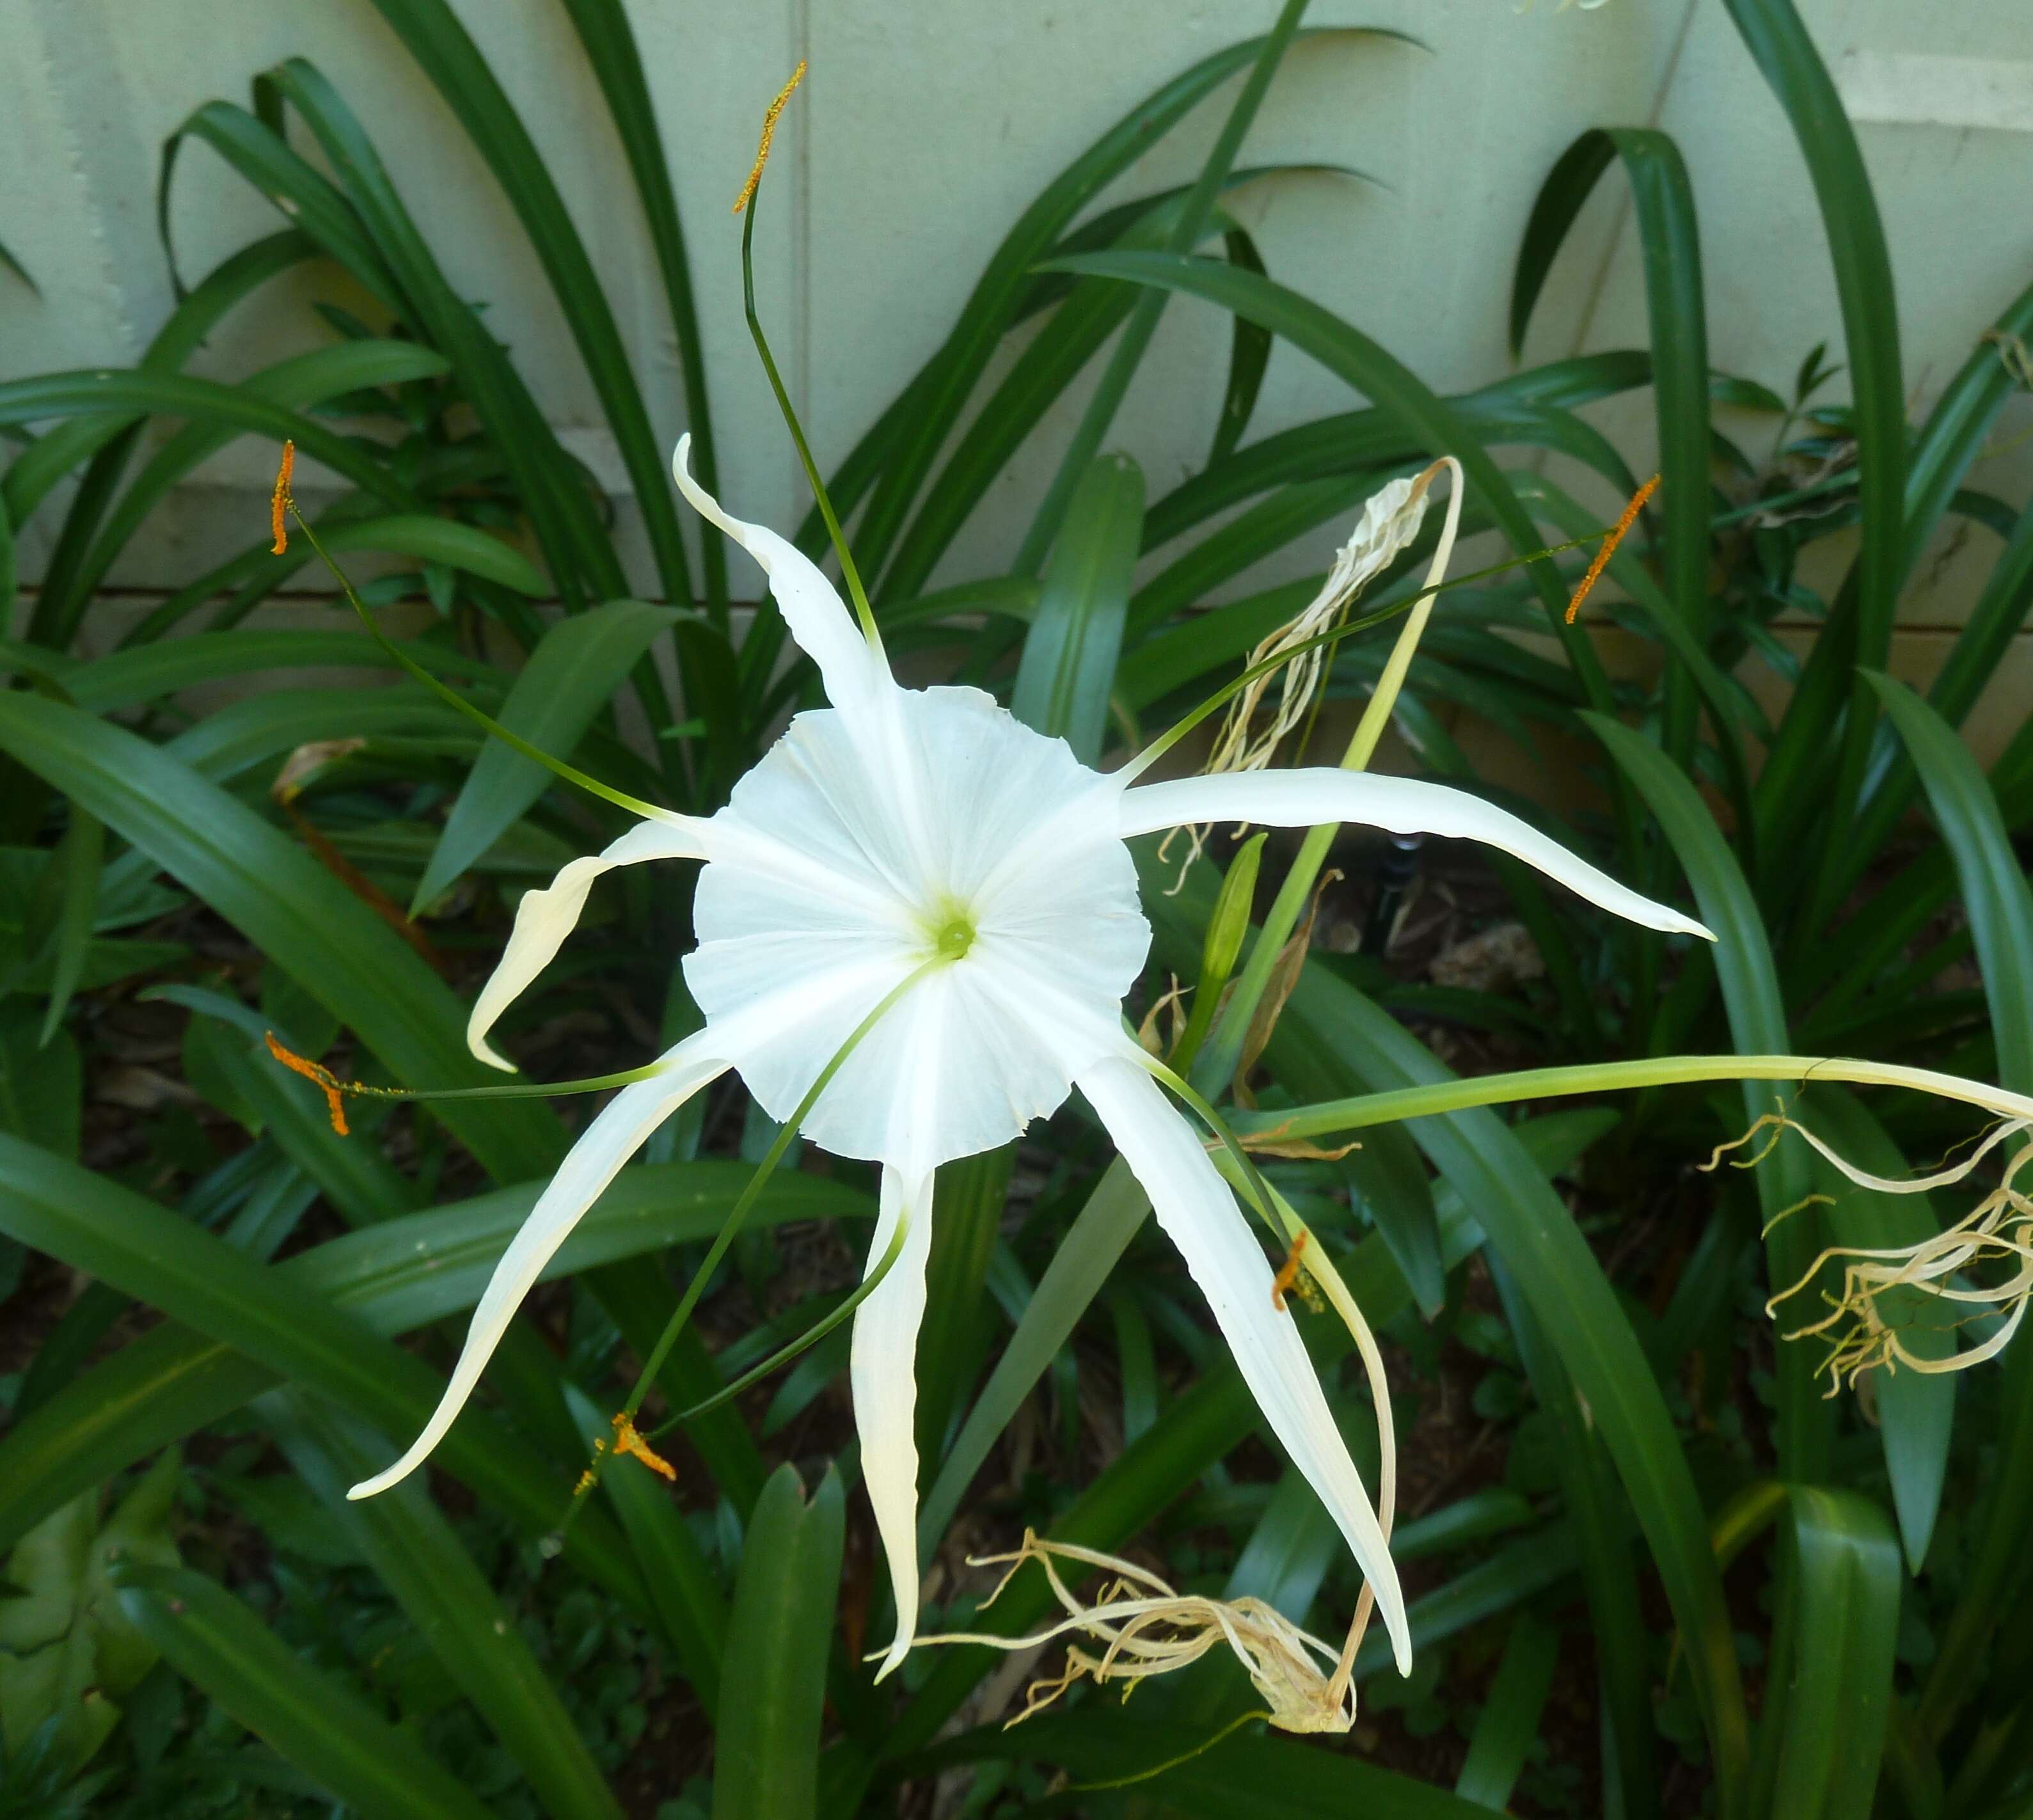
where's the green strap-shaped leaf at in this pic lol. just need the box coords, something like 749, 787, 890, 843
1241, 936, 1750, 1805
1010, 453, 1143, 762
912, 1705, 1508, 1817
550, 0, 727, 617
914, 1145, 1017, 1466
879, 168, 1338, 607
1750, 1489, 1901, 1820
712, 1466, 845, 1820
1341, 1121, 1444, 1320
253, 63, 622, 615
1797, 1085, 1954, 1572
564, 1384, 729, 1716
0, 1128, 646, 1610
111, 1563, 497, 1820
1866, 673, 2033, 1091
0, 368, 427, 508
356, 0, 696, 610
0, 1161, 867, 1555
1845, 493, 2033, 880
1455, 1615, 1561, 1813
1721, 0, 1904, 907
412, 599, 681, 913
0, 235, 38, 297
1209, 224, 1274, 466
1511, 127, 1711, 779
1869, 670, 2033, 1741
842, 29, 1377, 595
1009, 0, 1325, 576
1144, 350, 1652, 554
1491, 1257, 1658, 1819
44, 340, 448, 644
6, 628, 503, 712
1584, 713, 1828, 1485
267, 1393, 625, 1820
0, 692, 560, 1183
4, 232, 317, 526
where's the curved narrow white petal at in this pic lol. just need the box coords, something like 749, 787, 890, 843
469, 817, 713, 1070
347, 1031, 729, 1499
855, 1164, 937, 1680
1118, 769, 1714, 940
673, 435, 893, 735
1075, 1051, 1413, 1674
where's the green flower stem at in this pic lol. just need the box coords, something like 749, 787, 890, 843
1226, 1052, 2033, 1145
741, 181, 882, 652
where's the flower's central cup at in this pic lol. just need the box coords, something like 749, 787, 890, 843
929, 909, 976, 961
682, 685, 1153, 1171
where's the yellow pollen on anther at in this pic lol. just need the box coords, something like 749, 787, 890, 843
1565, 473, 1659, 624
265, 1030, 349, 1136
271, 439, 296, 556
611, 1412, 677, 1481
733, 61, 807, 215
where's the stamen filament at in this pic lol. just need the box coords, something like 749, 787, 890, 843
269, 448, 674, 826
262, 1031, 665, 1125
646, 1203, 912, 1434
566, 956, 942, 1517
737, 83, 883, 652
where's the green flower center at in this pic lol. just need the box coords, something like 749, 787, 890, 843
923, 897, 977, 961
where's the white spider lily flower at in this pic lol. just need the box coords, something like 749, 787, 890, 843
347, 435, 1714, 1683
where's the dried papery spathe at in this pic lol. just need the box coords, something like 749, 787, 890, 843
1163, 459, 1459, 882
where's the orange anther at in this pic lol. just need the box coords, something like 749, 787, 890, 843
733, 61, 807, 214
1270, 1230, 1310, 1312
271, 439, 296, 556
1565, 473, 1659, 624
265, 1030, 349, 1136
611, 1412, 677, 1481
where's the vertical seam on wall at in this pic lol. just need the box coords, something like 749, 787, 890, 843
1565, 0, 1702, 360
793, 0, 812, 502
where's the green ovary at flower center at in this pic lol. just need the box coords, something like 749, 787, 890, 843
922, 898, 977, 961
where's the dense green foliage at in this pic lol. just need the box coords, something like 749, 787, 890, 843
2, 1, 2030, 1816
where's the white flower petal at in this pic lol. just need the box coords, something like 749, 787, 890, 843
347, 1030, 730, 1499
1118, 770, 1714, 940
1075, 1051, 1413, 1674
469, 817, 713, 1071
673, 435, 895, 741
856, 1163, 937, 1680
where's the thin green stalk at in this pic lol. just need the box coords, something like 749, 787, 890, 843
281, 489, 672, 825
741, 181, 882, 651
1228, 1052, 2033, 1144
648, 1212, 909, 1434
